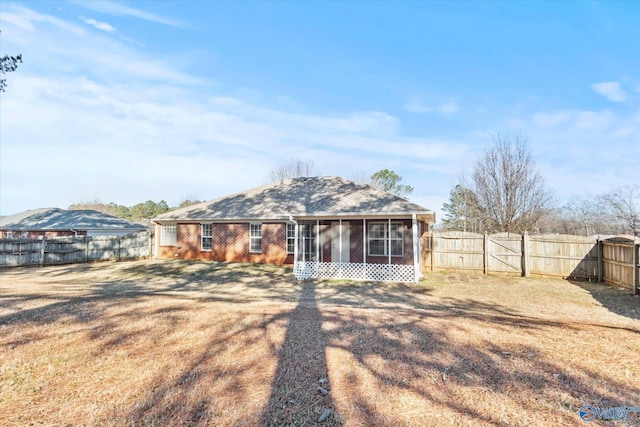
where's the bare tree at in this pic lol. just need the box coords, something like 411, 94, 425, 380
350, 170, 371, 185
269, 158, 320, 182
600, 185, 640, 237
558, 196, 604, 236
471, 135, 555, 233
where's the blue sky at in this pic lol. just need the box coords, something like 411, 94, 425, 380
1, 1, 639, 221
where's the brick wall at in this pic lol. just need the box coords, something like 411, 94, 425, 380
158, 222, 291, 265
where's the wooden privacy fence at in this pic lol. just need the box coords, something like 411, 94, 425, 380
602, 237, 639, 295
0, 231, 153, 267
423, 231, 638, 294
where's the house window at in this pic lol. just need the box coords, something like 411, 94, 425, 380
286, 223, 295, 254
250, 223, 262, 253
201, 224, 212, 251
368, 222, 404, 256
160, 224, 177, 246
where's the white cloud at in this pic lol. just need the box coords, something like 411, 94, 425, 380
71, 0, 185, 28
532, 111, 571, 128
611, 127, 635, 139
0, 11, 35, 31
574, 110, 614, 130
11, 5, 85, 35
81, 16, 117, 32
405, 99, 460, 115
591, 81, 627, 102
1, 71, 469, 213
505, 106, 639, 202
3, 6, 200, 86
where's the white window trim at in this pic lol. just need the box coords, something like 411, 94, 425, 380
201, 223, 212, 251
250, 223, 262, 253
160, 223, 177, 246
367, 222, 404, 257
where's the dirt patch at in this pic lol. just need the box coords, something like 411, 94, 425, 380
1, 259, 639, 426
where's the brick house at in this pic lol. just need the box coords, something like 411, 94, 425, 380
153, 176, 435, 282
0, 208, 147, 238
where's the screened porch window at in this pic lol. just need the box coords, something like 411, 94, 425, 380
299, 223, 317, 261
287, 222, 317, 260
368, 222, 403, 256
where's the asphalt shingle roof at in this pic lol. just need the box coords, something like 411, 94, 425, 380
0, 208, 147, 231
154, 176, 435, 222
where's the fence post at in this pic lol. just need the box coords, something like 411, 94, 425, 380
84, 236, 89, 263
117, 236, 121, 261
522, 231, 530, 277
149, 231, 154, 259
429, 233, 434, 272
39, 236, 46, 267
483, 232, 489, 275
597, 239, 603, 283
634, 239, 639, 296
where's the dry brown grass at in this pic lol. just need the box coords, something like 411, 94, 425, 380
1, 260, 639, 426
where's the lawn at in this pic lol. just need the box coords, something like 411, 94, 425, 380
1, 260, 639, 426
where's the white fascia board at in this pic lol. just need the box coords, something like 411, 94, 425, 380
153, 217, 289, 224
153, 212, 435, 223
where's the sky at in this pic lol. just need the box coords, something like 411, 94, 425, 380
1, 1, 639, 221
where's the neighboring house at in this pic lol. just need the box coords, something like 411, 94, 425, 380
153, 176, 435, 282
0, 208, 148, 238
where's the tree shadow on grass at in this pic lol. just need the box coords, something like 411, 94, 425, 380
3, 261, 640, 426
260, 280, 338, 426
320, 301, 640, 426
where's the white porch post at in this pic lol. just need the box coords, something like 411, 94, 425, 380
388, 218, 392, 280
316, 219, 320, 262
362, 218, 366, 271
293, 220, 299, 271
302, 223, 305, 263
339, 219, 343, 263
412, 214, 420, 283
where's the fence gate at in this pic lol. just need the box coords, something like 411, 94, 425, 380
487, 233, 522, 275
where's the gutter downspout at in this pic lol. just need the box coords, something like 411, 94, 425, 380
289, 215, 299, 279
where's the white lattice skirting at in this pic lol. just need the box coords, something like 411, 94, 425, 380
293, 261, 416, 282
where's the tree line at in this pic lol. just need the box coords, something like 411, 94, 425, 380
68, 198, 202, 222
441, 135, 639, 237
70, 145, 637, 237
